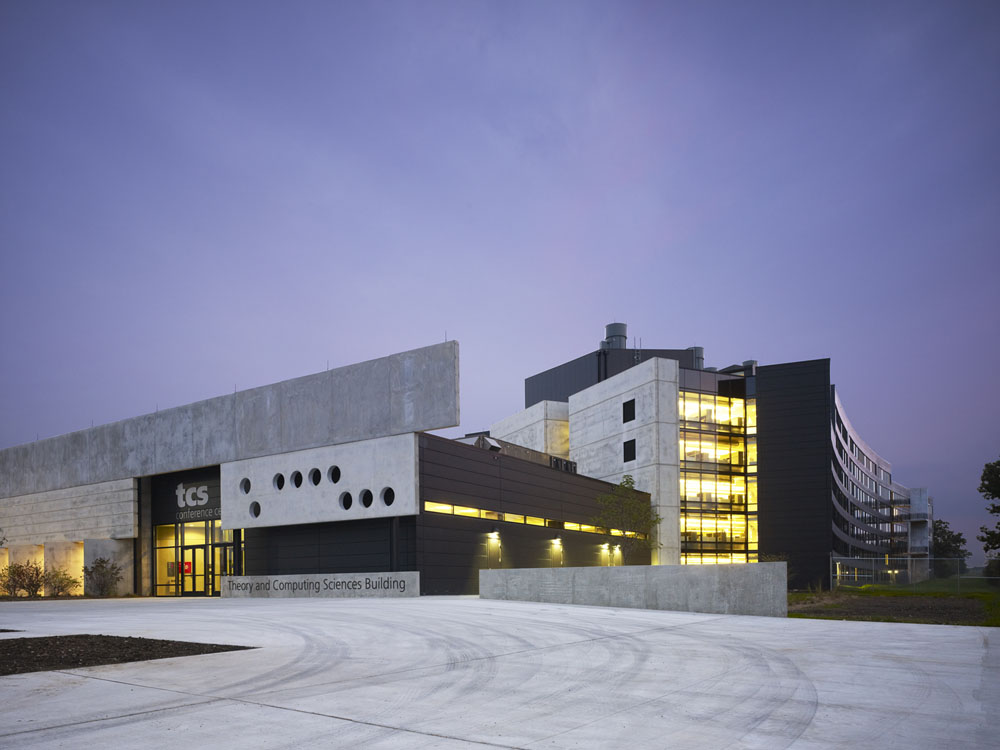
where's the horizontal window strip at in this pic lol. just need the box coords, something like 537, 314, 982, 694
422, 500, 643, 539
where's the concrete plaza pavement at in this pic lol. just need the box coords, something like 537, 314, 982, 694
0, 596, 996, 749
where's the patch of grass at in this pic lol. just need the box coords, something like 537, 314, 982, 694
838, 577, 997, 596
787, 585, 1000, 626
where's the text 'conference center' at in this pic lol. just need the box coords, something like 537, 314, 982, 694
0, 325, 929, 595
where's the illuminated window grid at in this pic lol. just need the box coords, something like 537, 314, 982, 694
681, 553, 757, 565
680, 515, 757, 549
422, 501, 642, 538
677, 392, 754, 432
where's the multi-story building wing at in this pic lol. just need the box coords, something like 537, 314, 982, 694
493, 324, 929, 588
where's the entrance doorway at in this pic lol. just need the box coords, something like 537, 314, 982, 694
155, 521, 241, 596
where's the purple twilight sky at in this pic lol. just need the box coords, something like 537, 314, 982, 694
1, 2, 998, 562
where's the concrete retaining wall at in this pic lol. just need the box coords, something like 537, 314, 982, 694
479, 563, 787, 617
0, 341, 459, 499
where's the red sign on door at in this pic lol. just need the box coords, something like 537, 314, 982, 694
183, 561, 192, 574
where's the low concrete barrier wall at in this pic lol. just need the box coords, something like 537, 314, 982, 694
479, 564, 787, 617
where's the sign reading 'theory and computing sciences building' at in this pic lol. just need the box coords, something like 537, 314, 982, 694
222, 572, 418, 598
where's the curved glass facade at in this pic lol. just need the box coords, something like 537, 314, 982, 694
829, 390, 909, 558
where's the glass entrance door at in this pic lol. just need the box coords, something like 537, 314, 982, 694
155, 521, 241, 596
181, 546, 207, 595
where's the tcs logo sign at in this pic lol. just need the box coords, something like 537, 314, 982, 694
176, 483, 210, 508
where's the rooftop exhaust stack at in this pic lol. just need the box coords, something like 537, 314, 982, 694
687, 346, 705, 369
602, 322, 628, 350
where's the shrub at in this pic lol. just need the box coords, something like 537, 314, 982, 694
18, 560, 46, 598
0, 563, 22, 597
45, 567, 81, 597
83, 557, 124, 597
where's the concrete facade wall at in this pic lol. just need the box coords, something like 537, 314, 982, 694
0, 342, 459, 499
43, 541, 84, 595
221, 433, 419, 530
568, 358, 680, 564
7, 544, 43, 566
490, 400, 569, 459
480, 562, 787, 617
0, 478, 137, 546
908, 487, 930, 552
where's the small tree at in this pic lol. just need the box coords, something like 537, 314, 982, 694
591, 475, 661, 565
83, 557, 124, 597
931, 519, 971, 576
45, 567, 81, 597
977, 456, 1000, 556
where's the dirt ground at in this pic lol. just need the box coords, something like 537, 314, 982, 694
787, 592, 987, 625
0, 634, 251, 676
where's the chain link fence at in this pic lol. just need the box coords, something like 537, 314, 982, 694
831, 556, 1000, 593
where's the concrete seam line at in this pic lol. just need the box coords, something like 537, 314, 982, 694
1, 672, 530, 750
0, 688, 228, 739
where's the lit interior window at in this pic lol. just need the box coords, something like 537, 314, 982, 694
422, 502, 642, 539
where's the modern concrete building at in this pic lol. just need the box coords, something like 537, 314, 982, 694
0, 342, 649, 597
492, 324, 930, 588
0, 327, 928, 595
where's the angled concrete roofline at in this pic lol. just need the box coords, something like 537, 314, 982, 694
0, 341, 459, 499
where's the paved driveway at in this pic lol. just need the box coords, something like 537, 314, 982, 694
1, 596, 996, 748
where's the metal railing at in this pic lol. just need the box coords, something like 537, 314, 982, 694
831, 556, 999, 593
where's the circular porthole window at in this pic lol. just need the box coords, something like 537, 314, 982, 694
381, 487, 395, 506
240, 478, 251, 495
249, 501, 261, 518
328, 465, 341, 484
273, 473, 285, 490
291, 470, 303, 488
340, 492, 353, 510
309, 468, 321, 486
360, 489, 373, 508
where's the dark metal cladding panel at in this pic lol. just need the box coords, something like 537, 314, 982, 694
756, 359, 832, 589
416, 434, 651, 595
242, 517, 417, 576
525, 348, 698, 407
